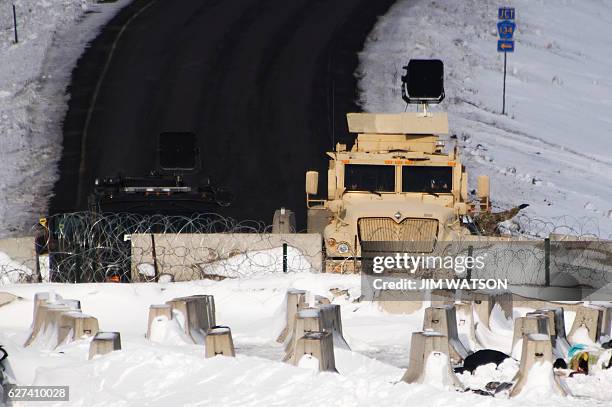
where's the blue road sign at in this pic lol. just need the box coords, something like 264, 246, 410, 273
498, 7, 515, 20
497, 20, 516, 39
498, 39, 515, 52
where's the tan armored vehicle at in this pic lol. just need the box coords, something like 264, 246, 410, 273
305, 111, 491, 272
304, 59, 493, 273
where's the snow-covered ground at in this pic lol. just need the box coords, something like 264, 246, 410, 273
1, 261, 612, 406
0, 0, 129, 238
358, 0, 612, 238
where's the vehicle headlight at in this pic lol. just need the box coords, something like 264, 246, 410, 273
337, 242, 350, 254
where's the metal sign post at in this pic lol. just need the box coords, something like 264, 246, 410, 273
12, 4, 18, 44
497, 7, 516, 115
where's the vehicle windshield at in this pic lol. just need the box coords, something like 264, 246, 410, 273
345, 164, 395, 192
402, 166, 452, 193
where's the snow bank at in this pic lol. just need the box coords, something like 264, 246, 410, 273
422, 351, 453, 388
359, 0, 612, 238
0, 277, 610, 405
475, 305, 514, 354
148, 313, 192, 346
0, 0, 130, 237
569, 326, 596, 347
512, 360, 560, 398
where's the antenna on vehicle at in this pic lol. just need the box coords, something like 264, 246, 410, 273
401, 59, 445, 117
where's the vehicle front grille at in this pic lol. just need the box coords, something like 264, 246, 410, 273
358, 217, 438, 253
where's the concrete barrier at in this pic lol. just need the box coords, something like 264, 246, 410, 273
429, 289, 458, 307
318, 304, 350, 350
60, 299, 81, 310
473, 292, 513, 328
277, 289, 306, 343
512, 316, 550, 351
375, 290, 467, 312
36, 303, 76, 347
526, 311, 555, 340
131, 233, 323, 281
272, 208, 296, 233
290, 331, 337, 373
568, 304, 604, 344
513, 297, 611, 341
25, 298, 79, 347
528, 308, 570, 355
24, 292, 99, 348
603, 306, 612, 338
510, 333, 568, 397
284, 307, 321, 361
146, 304, 173, 339
89, 332, 121, 359
284, 304, 350, 361
57, 311, 99, 345
455, 301, 477, 350
0, 291, 19, 308
0, 236, 37, 279
205, 326, 235, 358
30, 292, 63, 328
513, 296, 583, 314
423, 306, 470, 364
401, 331, 464, 389
375, 300, 423, 315
166, 295, 216, 344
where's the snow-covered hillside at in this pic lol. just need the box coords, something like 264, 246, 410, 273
0, 0, 128, 238
358, 0, 612, 238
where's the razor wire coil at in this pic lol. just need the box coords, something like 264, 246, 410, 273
0, 211, 610, 288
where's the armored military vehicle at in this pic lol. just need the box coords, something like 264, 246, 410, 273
88, 132, 233, 214
304, 60, 491, 272
89, 172, 232, 214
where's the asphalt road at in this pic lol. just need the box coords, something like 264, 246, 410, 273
50, 0, 396, 229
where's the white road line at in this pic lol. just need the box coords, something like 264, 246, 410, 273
76, 0, 159, 207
